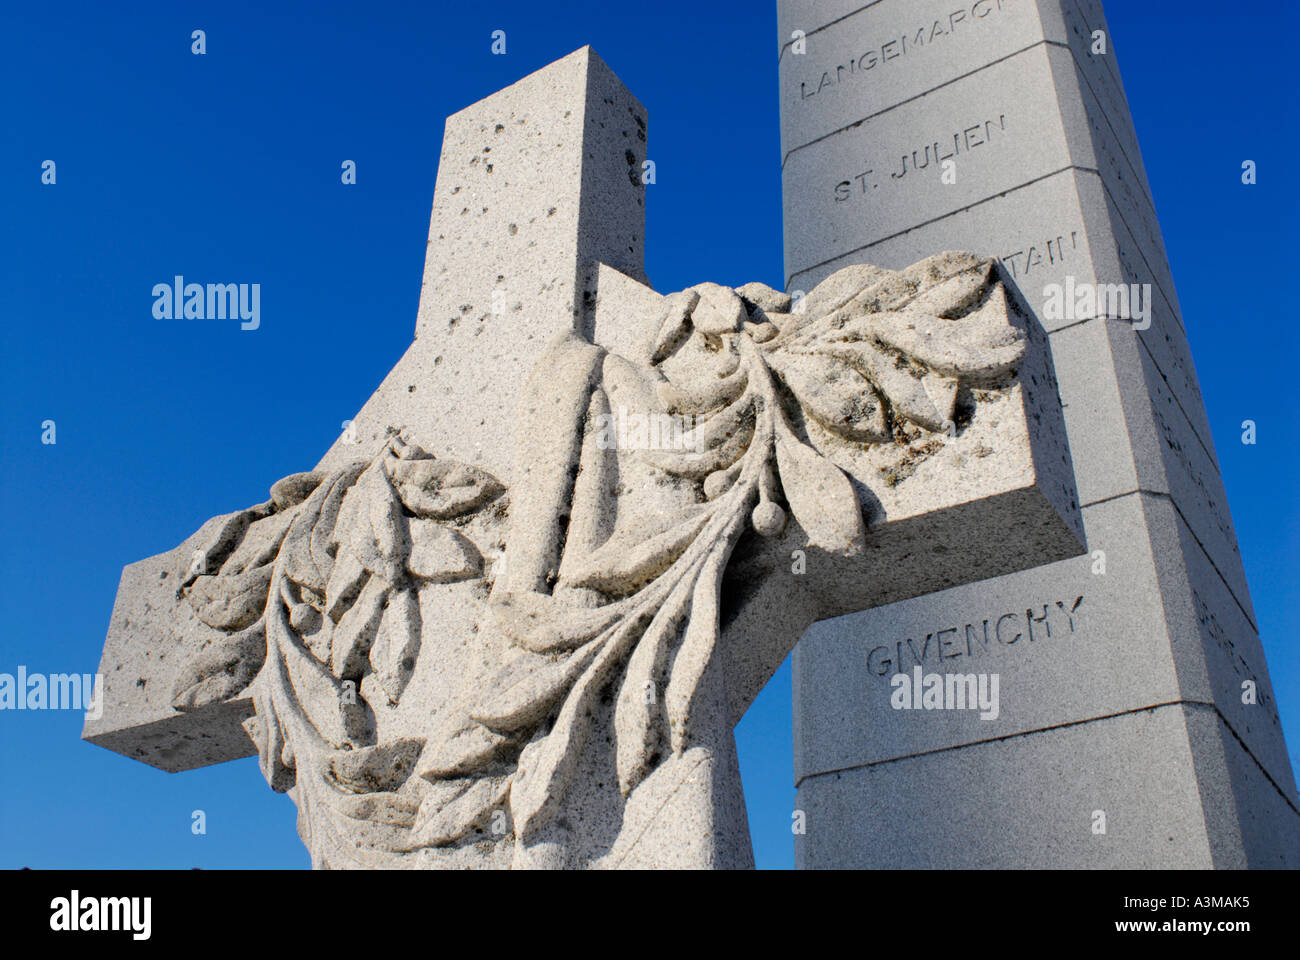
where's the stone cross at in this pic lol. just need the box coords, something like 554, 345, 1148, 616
778, 0, 1298, 868
85, 46, 1084, 868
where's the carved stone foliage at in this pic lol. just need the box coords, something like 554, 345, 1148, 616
173, 436, 504, 866
171, 252, 1026, 868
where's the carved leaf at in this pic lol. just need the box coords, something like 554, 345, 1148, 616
417, 715, 515, 780
181, 504, 272, 586
808, 341, 947, 431
324, 549, 369, 622
469, 641, 602, 734
864, 308, 1025, 381
308, 466, 364, 581
273, 599, 359, 749
369, 466, 410, 583
219, 509, 293, 577
243, 697, 294, 793
369, 588, 421, 704
339, 462, 409, 585
906, 258, 993, 317
509, 616, 641, 839
330, 474, 365, 554
650, 290, 699, 363
326, 738, 424, 794
332, 791, 422, 827
270, 471, 325, 510
331, 575, 388, 677
562, 508, 709, 594
769, 351, 889, 442
491, 591, 630, 654
686, 282, 746, 335
279, 471, 354, 594
773, 420, 865, 556
407, 775, 512, 847
800, 263, 896, 321
171, 617, 267, 710
187, 566, 274, 631
407, 519, 482, 582
662, 520, 739, 754
385, 457, 504, 520
614, 582, 690, 795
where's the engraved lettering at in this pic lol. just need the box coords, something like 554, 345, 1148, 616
906, 634, 933, 666
1026, 604, 1052, 642
793, 1, 1013, 106
872, 597, 1085, 680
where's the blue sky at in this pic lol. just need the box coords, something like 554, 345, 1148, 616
1, 0, 1295, 869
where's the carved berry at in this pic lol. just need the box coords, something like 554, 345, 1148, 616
751, 500, 786, 537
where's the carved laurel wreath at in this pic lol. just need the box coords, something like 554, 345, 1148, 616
172, 253, 1025, 867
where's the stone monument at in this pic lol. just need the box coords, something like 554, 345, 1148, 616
84, 46, 1086, 867
779, 0, 1298, 868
